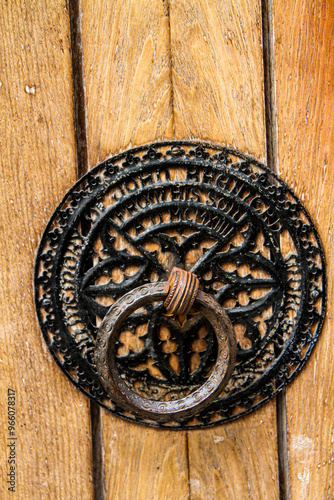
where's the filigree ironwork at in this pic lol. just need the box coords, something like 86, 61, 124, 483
35, 141, 326, 428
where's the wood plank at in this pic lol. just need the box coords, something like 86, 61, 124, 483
187, 412, 278, 499
273, 1, 334, 498
0, 2, 94, 499
170, 0, 267, 162
82, 0, 174, 165
81, 1, 189, 499
103, 419, 188, 500
169, 1, 279, 498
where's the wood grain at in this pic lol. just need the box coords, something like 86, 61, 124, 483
0, 1, 94, 499
103, 420, 188, 500
82, 0, 174, 166
169, 1, 279, 498
187, 412, 278, 500
81, 1, 189, 499
170, 0, 266, 161
273, 1, 334, 498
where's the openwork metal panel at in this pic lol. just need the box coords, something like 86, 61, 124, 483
35, 141, 326, 428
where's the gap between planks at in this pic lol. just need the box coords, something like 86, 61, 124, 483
166, 3, 191, 498
69, 0, 89, 177
69, 1, 106, 499
166, 0, 176, 140
261, 0, 290, 498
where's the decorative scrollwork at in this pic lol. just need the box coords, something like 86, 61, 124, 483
35, 141, 326, 428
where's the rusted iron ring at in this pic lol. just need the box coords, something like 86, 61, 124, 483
95, 274, 236, 423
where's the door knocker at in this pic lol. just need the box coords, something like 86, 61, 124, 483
35, 141, 326, 428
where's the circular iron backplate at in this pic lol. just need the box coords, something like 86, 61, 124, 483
35, 141, 326, 428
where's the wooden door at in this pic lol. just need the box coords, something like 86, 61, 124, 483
1, 1, 333, 499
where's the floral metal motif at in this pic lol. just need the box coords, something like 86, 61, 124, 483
34, 141, 326, 428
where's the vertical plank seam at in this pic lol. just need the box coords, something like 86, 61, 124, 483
166, 0, 176, 138
276, 388, 290, 500
166, 3, 190, 496
68, 1, 106, 499
261, 0, 278, 174
90, 402, 106, 500
69, 0, 89, 177
261, 1, 290, 499
166, 2, 190, 496
186, 431, 191, 500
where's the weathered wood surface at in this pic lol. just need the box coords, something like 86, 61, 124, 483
169, 1, 279, 498
0, 1, 93, 499
1, 1, 333, 498
187, 411, 279, 500
82, 0, 174, 166
273, 1, 334, 498
169, 0, 267, 162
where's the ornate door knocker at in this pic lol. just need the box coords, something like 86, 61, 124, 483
35, 141, 326, 428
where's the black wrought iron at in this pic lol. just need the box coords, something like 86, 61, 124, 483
34, 141, 326, 428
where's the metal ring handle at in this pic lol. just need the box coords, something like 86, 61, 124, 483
95, 274, 236, 423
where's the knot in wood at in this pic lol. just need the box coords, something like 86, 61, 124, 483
164, 267, 199, 317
